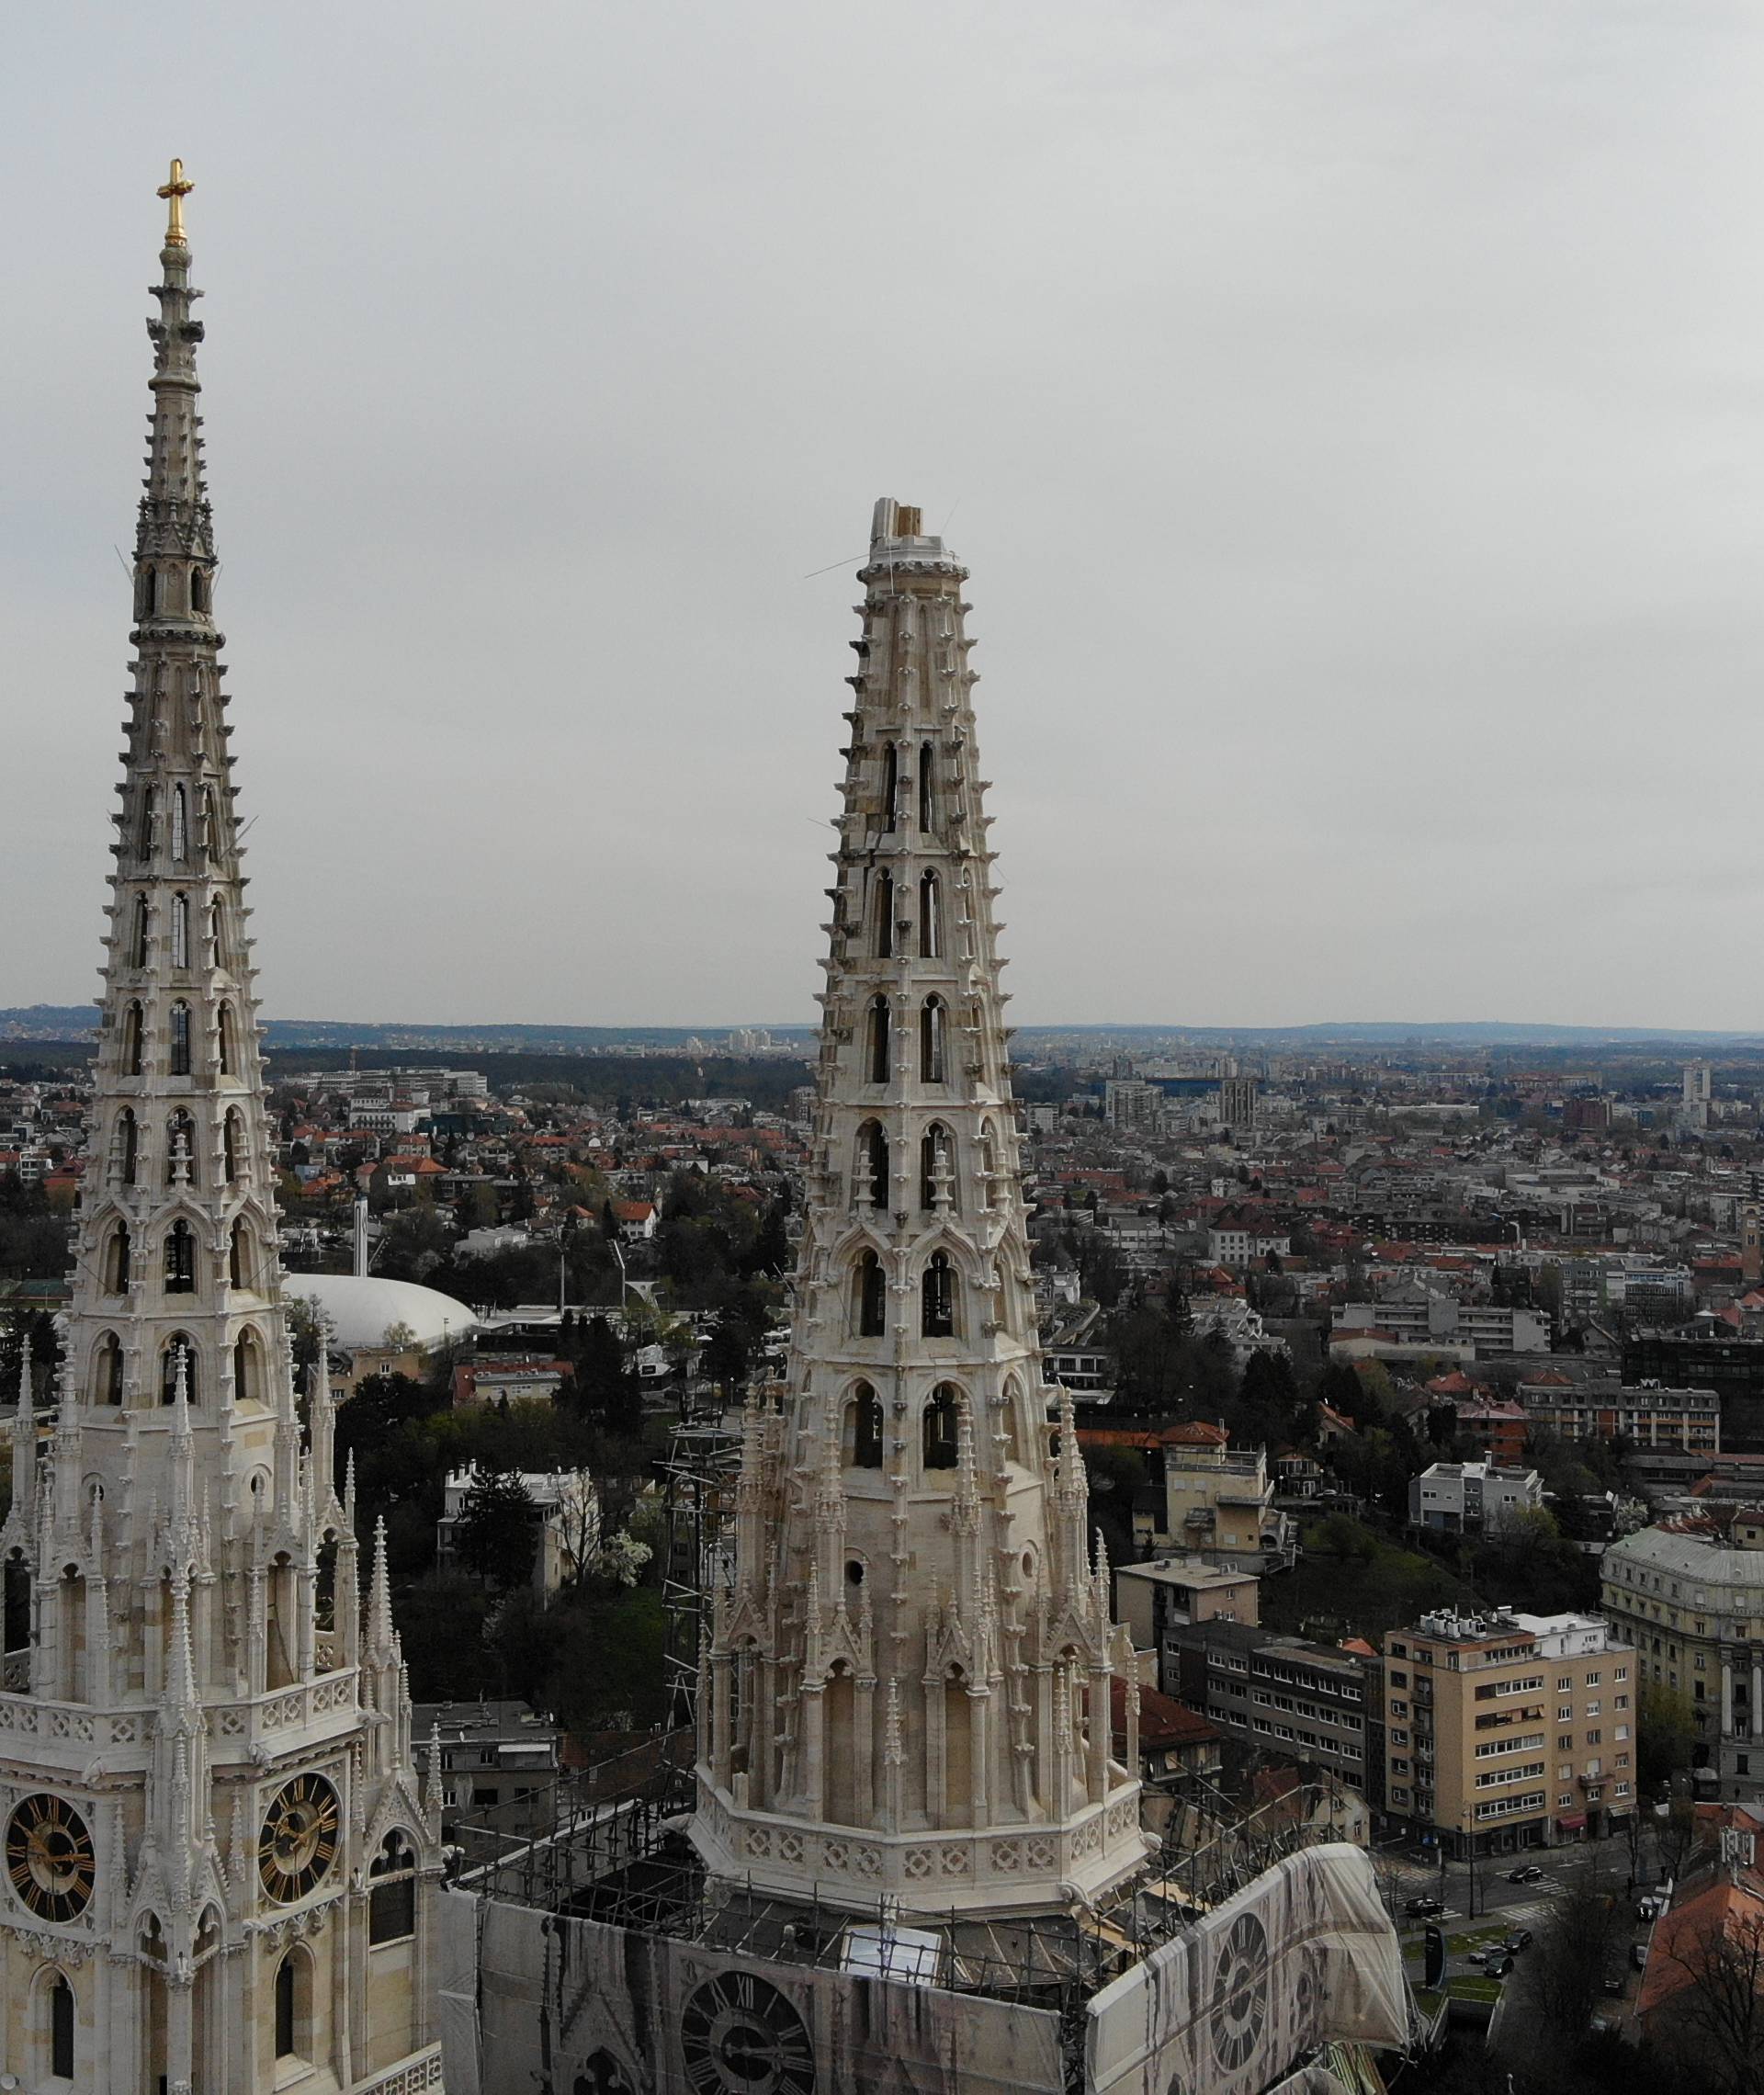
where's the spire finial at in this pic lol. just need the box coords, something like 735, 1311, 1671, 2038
156, 158, 193, 248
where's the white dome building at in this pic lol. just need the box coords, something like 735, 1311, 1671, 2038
287, 1273, 478, 1385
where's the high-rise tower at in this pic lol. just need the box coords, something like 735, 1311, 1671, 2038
0, 167, 442, 2094
692, 500, 1147, 1916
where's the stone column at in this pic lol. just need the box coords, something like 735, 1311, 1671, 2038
710, 1653, 732, 1786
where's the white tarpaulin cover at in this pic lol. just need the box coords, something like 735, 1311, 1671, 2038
1085, 1843, 1407, 2095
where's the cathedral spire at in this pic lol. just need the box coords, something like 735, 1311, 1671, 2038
693, 500, 1146, 1918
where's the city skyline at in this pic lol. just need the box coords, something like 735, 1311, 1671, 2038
8, 6, 1764, 1031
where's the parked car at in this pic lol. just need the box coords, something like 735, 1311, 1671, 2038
1486, 1953, 1515, 1979
1507, 1863, 1544, 1884
1404, 1897, 1445, 1918
1503, 1929, 1533, 1953
1636, 1895, 1668, 1922
1631, 1942, 1649, 1971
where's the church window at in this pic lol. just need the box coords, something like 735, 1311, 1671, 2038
882, 742, 899, 832
230, 1221, 249, 1291
918, 741, 934, 831
136, 787, 157, 859
201, 788, 220, 858
170, 893, 191, 968
217, 1002, 235, 1075
170, 786, 188, 862
368, 1830, 417, 1943
162, 1335, 197, 1406
919, 870, 941, 957
95, 1332, 123, 1407
920, 996, 946, 1082
117, 1108, 138, 1186
920, 1124, 953, 1211
854, 1251, 887, 1338
165, 1223, 197, 1297
169, 1002, 192, 1076
845, 1382, 884, 1468
122, 1002, 144, 1076
49, 1973, 74, 2079
854, 1121, 888, 1210
233, 1330, 263, 1405
209, 898, 226, 966
874, 869, 894, 958
165, 1109, 197, 1186
274, 1953, 298, 2060
104, 1223, 131, 1296
866, 997, 890, 1084
922, 1251, 955, 1338
130, 895, 150, 968
923, 1384, 960, 1469
191, 568, 210, 616
135, 566, 156, 621
222, 1110, 242, 1183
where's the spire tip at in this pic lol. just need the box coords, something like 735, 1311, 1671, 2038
156, 158, 193, 248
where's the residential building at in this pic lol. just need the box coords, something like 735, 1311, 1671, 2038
1600, 1523, 1764, 1788
437, 1464, 599, 1595
1333, 1299, 1553, 1357
1114, 1556, 1261, 1665
1519, 1376, 1720, 1454
1151, 1426, 1296, 1571
1408, 1459, 1544, 1534
1169, 1619, 1373, 1792
1382, 1610, 1635, 1855
1110, 1678, 1225, 1790
1207, 1205, 1291, 1267
412, 1700, 563, 1837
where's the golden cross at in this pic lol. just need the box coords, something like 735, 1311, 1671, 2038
156, 158, 194, 247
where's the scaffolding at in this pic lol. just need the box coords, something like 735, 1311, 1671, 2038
659, 1398, 741, 1746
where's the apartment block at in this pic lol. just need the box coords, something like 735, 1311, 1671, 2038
1114, 1556, 1261, 1670
1168, 1618, 1372, 1791
1383, 1610, 1635, 1857
1520, 1376, 1719, 1455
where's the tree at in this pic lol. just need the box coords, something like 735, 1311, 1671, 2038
1660, 1906, 1764, 2095
1641, 1683, 1701, 1790
453, 1468, 538, 1590
1516, 1869, 1626, 2042
1311, 1512, 1378, 1565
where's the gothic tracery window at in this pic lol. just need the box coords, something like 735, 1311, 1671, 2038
920, 995, 946, 1083
164, 1224, 197, 1297
122, 1002, 144, 1077
923, 1383, 960, 1469
170, 893, 191, 968
854, 1120, 888, 1210
854, 1251, 887, 1338
845, 1381, 884, 1467
919, 870, 941, 958
170, 785, 188, 861
169, 1002, 192, 1077
161, 1334, 197, 1405
867, 997, 890, 1084
922, 1251, 955, 1338
130, 895, 151, 968
874, 869, 894, 958
368, 1830, 417, 1943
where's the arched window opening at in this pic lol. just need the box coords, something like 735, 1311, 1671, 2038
854, 1121, 888, 1210
577, 2054, 638, 2095
161, 1335, 196, 1406
217, 1002, 235, 1076
1001, 1378, 1026, 1466
854, 1251, 887, 1339
881, 742, 899, 832
920, 1124, 954, 1212
209, 898, 226, 966
170, 893, 190, 969
103, 1223, 131, 1297
867, 997, 890, 1085
368, 1830, 417, 1943
165, 1109, 197, 1187
191, 568, 210, 616
233, 1330, 263, 1405
135, 566, 156, 622
222, 1110, 242, 1184
979, 1122, 999, 1206
201, 789, 220, 859
918, 741, 934, 831
169, 1002, 192, 1077
274, 1953, 298, 2060
920, 996, 946, 1083
874, 869, 894, 959
122, 1002, 144, 1077
170, 786, 188, 862
95, 1332, 124, 1407
922, 1251, 955, 1338
845, 1382, 884, 1468
230, 1220, 249, 1291
136, 787, 158, 860
923, 1384, 960, 1469
130, 895, 151, 968
919, 870, 941, 958
50, 1973, 74, 2079
266, 1553, 297, 1689
117, 1108, 139, 1187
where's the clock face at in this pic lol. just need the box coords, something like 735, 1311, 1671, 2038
1211, 1908, 1271, 2072
6, 1795, 96, 1922
680, 1971, 815, 2095
257, 1772, 340, 1903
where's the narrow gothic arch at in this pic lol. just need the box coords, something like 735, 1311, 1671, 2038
160, 1333, 197, 1406
136, 786, 159, 858
1001, 1375, 1026, 1466
56, 1566, 87, 1700
873, 868, 894, 958
35, 1965, 76, 2082
274, 1945, 311, 2061
222, 1107, 243, 1183
921, 1250, 956, 1338
93, 1330, 124, 1406
368, 1829, 418, 1943
170, 892, 191, 969
266, 1552, 298, 1689
922, 1382, 961, 1469
217, 1001, 235, 1075
919, 869, 942, 957
866, 996, 890, 1084
168, 1001, 192, 1076
164, 1220, 197, 1296
170, 784, 189, 861
122, 1000, 145, 1076
919, 1122, 955, 1211
130, 894, 151, 968
853, 1119, 888, 1210
232, 1327, 266, 1406
164, 1108, 198, 1186
918, 739, 935, 831
842, 1381, 884, 1468
881, 741, 899, 831
209, 895, 226, 966
825, 1663, 857, 1823
102, 1219, 131, 1295
200, 787, 220, 859
943, 1666, 974, 1825
920, 994, 947, 1082
116, 1106, 139, 1185
229, 1217, 254, 1290
978, 1117, 1001, 1205
852, 1250, 887, 1338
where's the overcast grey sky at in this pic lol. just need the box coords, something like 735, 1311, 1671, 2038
6, 2, 1764, 1029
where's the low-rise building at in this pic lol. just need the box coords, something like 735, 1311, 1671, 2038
1382, 1609, 1635, 1856
1168, 1618, 1373, 1793
412, 1699, 563, 1838
1114, 1556, 1261, 1666
1408, 1459, 1543, 1535
1152, 1427, 1295, 1572
1333, 1299, 1552, 1358
1519, 1375, 1720, 1454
